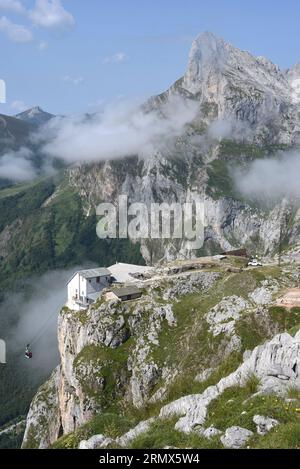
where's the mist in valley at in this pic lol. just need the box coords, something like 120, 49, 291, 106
0, 266, 87, 430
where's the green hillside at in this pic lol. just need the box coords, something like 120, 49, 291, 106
0, 173, 144, 447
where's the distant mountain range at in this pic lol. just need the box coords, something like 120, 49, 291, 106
0, 112, 32, 153
0, 107, 56, 189
0, 107, 54, 155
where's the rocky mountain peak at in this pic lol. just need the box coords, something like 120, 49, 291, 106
189, 31, 228, 65
16, 106, 54, 126
182, 32, 229, 94
182, 31, 289, 99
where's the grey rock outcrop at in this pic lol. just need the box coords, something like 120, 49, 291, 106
163, 272, 220, 300
249, 287, 273, 305
205, 295, 248, 354
220, 426, 253, 449
79, 434, 108, 449
201, 426, 222, 439
206, 295, 249, 337
117, 418, 156, 447
78, 418, 156, 449
253, 415, 279, 435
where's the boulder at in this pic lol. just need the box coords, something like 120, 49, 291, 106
201, 426, 222, 439
221, 426, 254, 449
249, 287, 273, 305
253, 415, 279, 435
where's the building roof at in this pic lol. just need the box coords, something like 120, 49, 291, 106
79, 268, 111, 279
111, 285, 142, 298
67, 267, 111, 284
108, 263, 153, 283
87, 291, 102, 301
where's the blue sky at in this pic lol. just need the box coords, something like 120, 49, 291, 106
1, 0, 300, 116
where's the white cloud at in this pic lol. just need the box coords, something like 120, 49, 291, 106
2, 267, 83, 375
11, 99, 27, 111
0, 15, 32, 42
63, 75, 84, 86
0, 0, 25, 14
102, 52, 128, 65
207, 118, 254, 142
33, 97, 198, 163
0, 147, 36, 181
234, 151, 300, 202
37, 40, 47, 51
29, 0, 75, 30
0, 1, 74, 44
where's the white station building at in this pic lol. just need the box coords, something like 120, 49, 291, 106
66, 263, 154, 311
66, 268, 112, 311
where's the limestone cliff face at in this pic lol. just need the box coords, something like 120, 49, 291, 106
22, 300, 137, 447
68, 158, 300, 264
65, 33, 300, 264
20, 300, 170, 446
22, 367, 61, 449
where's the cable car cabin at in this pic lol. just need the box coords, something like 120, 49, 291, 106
66, 268, 112, 311
25, 345, 32, 359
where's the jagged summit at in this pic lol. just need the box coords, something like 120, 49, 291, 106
16, 106, 54, 126
187, 31, 229, 72
183, 31, 287, 96
148, 31, 299, 143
